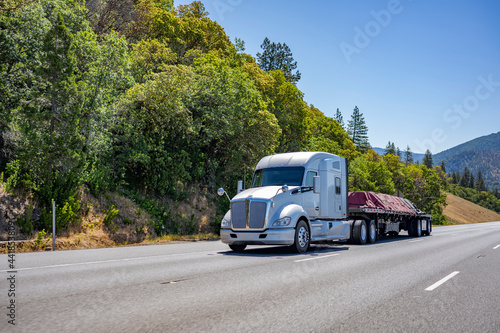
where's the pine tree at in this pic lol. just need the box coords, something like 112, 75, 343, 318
404, 145, 413, 166
468, 173, 475, 189
440, 160, 446, 173
384, 141, 396, 156
334, 108, 344, 128
347, 106, 370, 152
422, 149, 433, 168
460, 167, 471, 188
257, 37, 301, 84
451, 171, 459, 184
475, 170, 487, 191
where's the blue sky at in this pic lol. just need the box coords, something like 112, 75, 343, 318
175, 0, 500, 153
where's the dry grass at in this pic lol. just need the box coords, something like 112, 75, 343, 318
443, 192, 500, 224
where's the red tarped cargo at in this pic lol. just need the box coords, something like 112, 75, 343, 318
348, 191, 416, 216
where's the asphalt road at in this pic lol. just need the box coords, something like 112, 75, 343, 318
2, 221, 500, 333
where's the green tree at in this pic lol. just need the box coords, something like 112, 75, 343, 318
114, 53, 281, 193
347, 106, 370, 152
403, 146, 413, 166
422, 149, 433, 168
130, 38, 175, 84
73, 30, 134, 193
4, 4, 91, 231
256, 37, 301, 84
384, 141, 396, 156
145, 1, 233, 63
349, 156, 395, 194
113, 65, 196, 194
189, 53, 280, 187
440, 160, 446, 173
305, 105, 358, 160
460, 167, 471, 188
406, 165, 447, 224
468, 172, 475, 189
251, 69, 308, 152
475, 170, 487, 192
334, 108, 344, 128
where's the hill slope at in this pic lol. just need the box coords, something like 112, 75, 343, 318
443, 192, 500, 224
434, 131, 500, 190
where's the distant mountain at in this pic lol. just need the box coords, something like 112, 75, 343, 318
372, 131, 500, 190
434, 131, 500, 190
372, 147, 425, 163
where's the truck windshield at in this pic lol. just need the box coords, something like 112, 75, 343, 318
252, 167, 305, 187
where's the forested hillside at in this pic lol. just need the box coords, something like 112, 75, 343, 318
1, 0, 448, 244
434, 131, 500, 190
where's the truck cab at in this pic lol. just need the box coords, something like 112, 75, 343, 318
219, 152, 351, 253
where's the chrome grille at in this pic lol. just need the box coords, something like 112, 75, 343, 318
249, 201, 267, 228
231, 202, 246, 229
231, 200, 268, 229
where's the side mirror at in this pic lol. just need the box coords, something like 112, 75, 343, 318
313, 176, 320, 194
281, 185, 289, 193
217, 188, 231, 202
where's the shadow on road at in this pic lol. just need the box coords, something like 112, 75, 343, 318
219, 243, 350, 258
218, 233, 431, 257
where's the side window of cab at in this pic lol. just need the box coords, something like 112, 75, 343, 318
305, 171, 317, 187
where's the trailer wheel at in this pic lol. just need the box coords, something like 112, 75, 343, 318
408, 219, 422, 237
352, 220, 367, 245
293, 220, 310, 253
423, 219, 432, 236
367, 220, 377, 243
229, 244, 247, 252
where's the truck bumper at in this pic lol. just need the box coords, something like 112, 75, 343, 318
220, 228, 296, 246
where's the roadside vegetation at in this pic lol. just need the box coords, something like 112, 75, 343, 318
1, 1, 496, 251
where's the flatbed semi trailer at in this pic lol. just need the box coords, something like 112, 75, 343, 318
218, 152, 432, 253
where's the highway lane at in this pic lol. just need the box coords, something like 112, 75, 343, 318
1, 221, 500, 332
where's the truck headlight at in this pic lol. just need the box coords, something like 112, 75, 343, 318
273, 216, 291, 227
221, 217, 230, 228
221, 211, 231, 229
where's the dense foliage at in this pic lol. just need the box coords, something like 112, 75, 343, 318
1, 0, 450, 235
448, 166, 500, 213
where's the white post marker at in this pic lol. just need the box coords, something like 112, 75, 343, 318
425, 271, 460, 291
52, 199, 56, 251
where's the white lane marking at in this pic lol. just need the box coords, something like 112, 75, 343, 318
0, 251, 219, 272
494, 245, 500, 250
409, 239, 423, 243
294, 253, 340, 263
425, 271, 460, 291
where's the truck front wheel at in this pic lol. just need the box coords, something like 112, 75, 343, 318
293, 220, 310, 253
229, 244, 247, 252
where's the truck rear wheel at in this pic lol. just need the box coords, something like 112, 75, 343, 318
423, 219, 432, 235
293, 220, 310, 253
367, 220, 377, 243
408, 219, 422, 237
229, 244, 247, 252
352, 220, 367, 245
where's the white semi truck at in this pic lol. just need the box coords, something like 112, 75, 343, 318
218, 152, 431, 253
